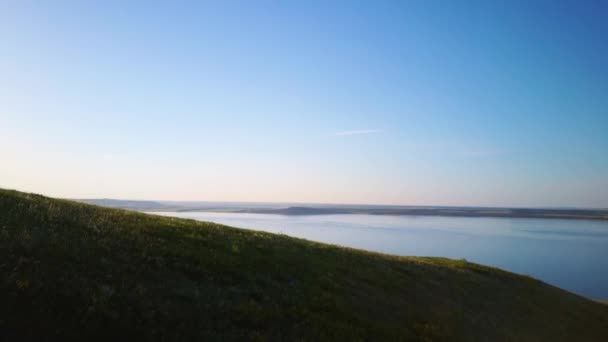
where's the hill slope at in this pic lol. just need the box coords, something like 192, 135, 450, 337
1, 189, 607, 341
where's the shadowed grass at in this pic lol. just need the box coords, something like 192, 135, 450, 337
1, 188, 607, 341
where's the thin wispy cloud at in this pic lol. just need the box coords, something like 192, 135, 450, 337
332, 129, 383, 136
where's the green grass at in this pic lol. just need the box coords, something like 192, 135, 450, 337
1, 188, 607, 341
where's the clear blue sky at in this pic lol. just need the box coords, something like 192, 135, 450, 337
1, 1, 607, 207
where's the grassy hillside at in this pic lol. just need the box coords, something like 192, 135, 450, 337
1, 189, 607, 341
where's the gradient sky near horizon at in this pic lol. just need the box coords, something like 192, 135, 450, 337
1, 1, 607, 207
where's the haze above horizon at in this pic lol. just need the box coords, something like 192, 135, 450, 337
2, 1, 607, 207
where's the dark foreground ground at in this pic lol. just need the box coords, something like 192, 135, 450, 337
2, 189, 608, 341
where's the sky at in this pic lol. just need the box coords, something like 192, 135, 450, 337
1, 1, 607, 207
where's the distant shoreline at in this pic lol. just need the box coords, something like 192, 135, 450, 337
76, 199, 608, 222
164, 207, 608, 222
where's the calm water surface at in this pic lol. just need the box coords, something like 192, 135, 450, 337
153, 212, 608, 299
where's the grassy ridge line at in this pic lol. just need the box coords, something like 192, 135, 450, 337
1, 188, 607, 341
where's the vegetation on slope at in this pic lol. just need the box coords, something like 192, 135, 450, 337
1, 189, 607, 341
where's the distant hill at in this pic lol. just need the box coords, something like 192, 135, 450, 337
82, 198, 608, 221
75, 198, 175, 210
232, 206, 608, 221
1, 188, 607, 341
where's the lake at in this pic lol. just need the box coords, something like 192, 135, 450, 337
153, 212, 608, 299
